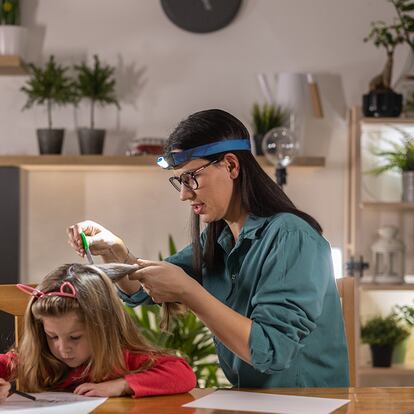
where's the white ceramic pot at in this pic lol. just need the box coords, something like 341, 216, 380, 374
0, 25, 27, 56
402, 171, 414, 202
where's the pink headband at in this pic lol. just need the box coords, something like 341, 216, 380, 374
17, 281, 77, 299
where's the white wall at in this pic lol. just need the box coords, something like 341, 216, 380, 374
0, 0, 405, 280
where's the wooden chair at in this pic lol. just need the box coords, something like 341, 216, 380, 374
0, 284, 32, 347
336, 276, 357, 387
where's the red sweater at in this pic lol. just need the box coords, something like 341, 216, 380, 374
0, 351, 196, 398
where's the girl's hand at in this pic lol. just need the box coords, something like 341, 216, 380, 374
0, 378, 11, 402
66, 220, 127, 261
73, 378, 132, 397
131, 259, 198, 304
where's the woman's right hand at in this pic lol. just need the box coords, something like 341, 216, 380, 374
0, 378, 11, 402
67, 220, 127, 262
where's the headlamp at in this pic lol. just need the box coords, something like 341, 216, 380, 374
156, 139, 251, 169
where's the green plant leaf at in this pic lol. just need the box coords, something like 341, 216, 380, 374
73, 55, 120, 129
20, 55, 77, 129
251, 102, 288, 135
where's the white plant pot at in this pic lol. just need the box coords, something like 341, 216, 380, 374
0, 25, 27, 56
402, 171, 414, 202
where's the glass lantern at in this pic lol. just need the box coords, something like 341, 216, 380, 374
371, 226, 405, 284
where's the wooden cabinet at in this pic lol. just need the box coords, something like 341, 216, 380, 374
347, 106, 414, 386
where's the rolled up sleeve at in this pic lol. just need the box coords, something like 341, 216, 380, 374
118, 243, 197, 307
249, 229, 330, 373
118, 287, 153, 307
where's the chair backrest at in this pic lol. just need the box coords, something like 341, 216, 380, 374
336, 276, 357, 387
0, 284, 32, 347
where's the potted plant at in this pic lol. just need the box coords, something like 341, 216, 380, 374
251, 103, 288, 155
361, 314, 410, 367
73, 55, 120, 155
363, 20, 405, 117
369, 129, 414, 201
0, 0, 26, 56
21, 55, 77, 154
125, 235, 229, 388
393, 304, 414, 363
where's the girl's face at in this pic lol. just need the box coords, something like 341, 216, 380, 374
173, 155, 238, 224
42, 311, 92, 368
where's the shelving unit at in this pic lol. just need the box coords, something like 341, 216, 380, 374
0, 155, 325, 169
346, 106, 414, 387
0, 55, 28, 75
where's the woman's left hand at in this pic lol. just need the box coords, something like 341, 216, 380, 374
131, 260, 197, 304
73, 378, 131, 397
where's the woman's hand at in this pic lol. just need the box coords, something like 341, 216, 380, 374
66, 220, 127, 262
0, 378, 11, 402
131, 259, 198, 304
73, 378, 132, 397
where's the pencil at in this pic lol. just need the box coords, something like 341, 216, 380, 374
13, 390, 36, 401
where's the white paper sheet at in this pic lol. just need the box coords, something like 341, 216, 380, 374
1, 392, 107, 413
183, 390, 350, 414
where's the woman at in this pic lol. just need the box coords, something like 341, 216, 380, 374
67, 109, 349, 388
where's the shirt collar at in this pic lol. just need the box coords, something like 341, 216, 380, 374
239, 215, 269, 240
217, 215, 269, 249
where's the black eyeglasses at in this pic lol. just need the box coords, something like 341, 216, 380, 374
168, 160, 218, 192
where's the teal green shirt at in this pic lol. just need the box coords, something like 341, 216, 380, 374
120, 213, 349, 388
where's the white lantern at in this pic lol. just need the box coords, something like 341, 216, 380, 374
371, 226, 405, 284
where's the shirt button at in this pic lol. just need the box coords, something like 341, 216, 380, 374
231, 273, 237, 281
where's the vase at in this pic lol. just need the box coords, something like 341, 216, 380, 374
77, 128, 106, 155
370, 344, 393, 367
402, 171, 414, 202
393, 50, 414, 116
253, 134, 264, 156
362, 90, 402, 117
392, 337, 409, 365
403, 329, 414, 364
36, 129, 64, 155
0, 25, 27, 56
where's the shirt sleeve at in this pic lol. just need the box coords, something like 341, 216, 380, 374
124, 353, 197, 398
118, 242, 198, 307
0, 352, 16, 380
117, 286, 154, 308
249, 228, 331, 374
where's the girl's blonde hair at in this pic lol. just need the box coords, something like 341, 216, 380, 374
16, 263, 164, 392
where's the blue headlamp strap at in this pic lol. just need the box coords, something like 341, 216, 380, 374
157, 139, 251, 169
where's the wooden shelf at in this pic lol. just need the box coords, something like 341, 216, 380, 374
361, 116, 414, 124
361, 202, 414, 210
360, 275, 414, 289
360, 283, 414, 291
0, 55, 28, 75
0, 155, 325, 169
360, 365, 414, 376
256, 155, 325, 168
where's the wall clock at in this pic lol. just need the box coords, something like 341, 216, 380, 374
160, 0, 242, 33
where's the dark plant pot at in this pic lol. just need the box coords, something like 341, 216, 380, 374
36, 129, 65, 155
370, 344, 394, 367
253, 134, 264, 156
362, 90, 402, 117
77, 128, 106, 155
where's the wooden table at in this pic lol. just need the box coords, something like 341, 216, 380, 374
92, 387, 414, 413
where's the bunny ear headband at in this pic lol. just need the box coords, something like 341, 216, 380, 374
17, 281, 77, 299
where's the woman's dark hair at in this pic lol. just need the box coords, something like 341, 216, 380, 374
166, 109, 322, 276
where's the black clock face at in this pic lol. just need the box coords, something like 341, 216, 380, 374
160, 0, 242, 33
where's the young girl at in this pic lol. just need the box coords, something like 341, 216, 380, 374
0, 263, 196, 401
